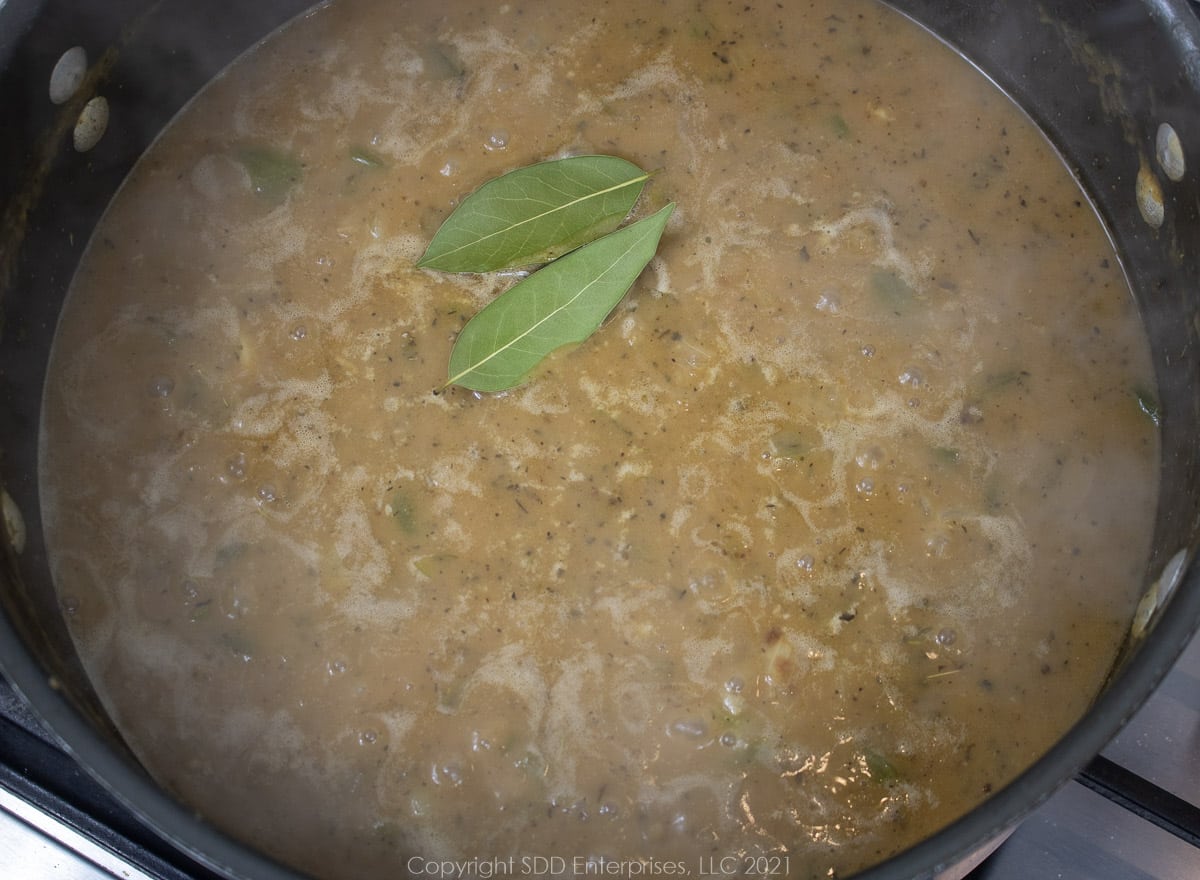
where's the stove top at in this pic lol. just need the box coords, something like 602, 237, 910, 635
1, 629, 1197, 880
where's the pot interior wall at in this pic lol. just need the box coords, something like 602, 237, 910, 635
0, 0, 320, 755
1, 1, 1198, 878
899, 0, 1200, 593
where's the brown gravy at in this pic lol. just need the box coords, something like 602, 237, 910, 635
39, 0, 1158, 876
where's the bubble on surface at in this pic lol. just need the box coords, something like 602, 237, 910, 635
935, 628, 957, 647
855, 446, 884, 469
483, 129, 509, 151
815, 291, 840, 313
223, 453, 248, 483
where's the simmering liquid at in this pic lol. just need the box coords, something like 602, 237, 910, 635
39, 0, 1159, 877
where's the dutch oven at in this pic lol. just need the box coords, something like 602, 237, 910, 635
1, 1, 1199, 878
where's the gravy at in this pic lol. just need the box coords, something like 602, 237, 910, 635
40, 0, 1158, 876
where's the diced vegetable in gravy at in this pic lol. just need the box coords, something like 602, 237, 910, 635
38, 0, 1159, 876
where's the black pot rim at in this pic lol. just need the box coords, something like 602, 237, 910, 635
2, 1, 1200, 878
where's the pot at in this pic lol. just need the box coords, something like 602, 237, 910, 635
1, 1, 1198, 878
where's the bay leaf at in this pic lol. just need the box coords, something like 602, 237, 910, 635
422, 41, 466, 80
417, 155, 651, 273
236, 146, 302, 203
444, 203, 674, 392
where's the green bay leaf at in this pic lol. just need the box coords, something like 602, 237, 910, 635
236, 146, 302, 203
417, 155, 651, 273
445, 203, 674, 391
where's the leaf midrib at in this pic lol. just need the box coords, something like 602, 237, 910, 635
444, 222, 656, 387
428, 172, 650, 266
